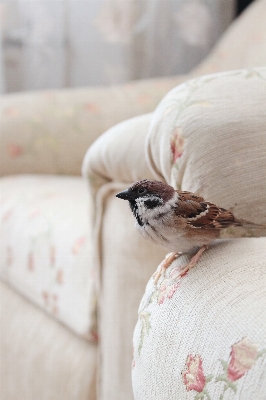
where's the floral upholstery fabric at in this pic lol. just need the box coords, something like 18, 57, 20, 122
1, 1, 266, 398
130, 68, 266, 399
146, 67, 266, 235
83, 67, 266, 400
0, 76, 187, 178
132, 238, 266, 400
0, 175, 96, 339
0, 282, 97, 400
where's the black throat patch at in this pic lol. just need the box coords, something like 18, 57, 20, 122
129, 200, 144, 226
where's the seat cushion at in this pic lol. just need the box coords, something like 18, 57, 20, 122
0, 175, 97, 340
0, 281, 97, 400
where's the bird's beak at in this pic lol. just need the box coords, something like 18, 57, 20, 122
116, 188, 134, 200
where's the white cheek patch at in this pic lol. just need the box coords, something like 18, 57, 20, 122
135, 192, 179, 224
144, 191, 179, 221
135, 195, 163, 223
134, 192, 181, 249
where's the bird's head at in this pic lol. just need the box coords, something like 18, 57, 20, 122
116, 180, 175, 226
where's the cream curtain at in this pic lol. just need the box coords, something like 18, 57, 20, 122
0, 0, 235, 93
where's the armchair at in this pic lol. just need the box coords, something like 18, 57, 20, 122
0, 78, 181, 399
84, 67, 266, 400
1, 1, 266, 399
83, 1, 266, 398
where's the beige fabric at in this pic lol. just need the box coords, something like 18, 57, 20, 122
0, 175, 96, 339
82, 113, 158, 193
194, 0, 266, 75
3, 1, 266, 180
146, 68, 266, 236
0, 76, 186, 178
82, 5, 266, 394
132, 237, 266, 400
0, 281, 97, 400
87, 67, 266, 399
1, 2, 265, 399
98, 187, 166, 400
82, 0, 266, 188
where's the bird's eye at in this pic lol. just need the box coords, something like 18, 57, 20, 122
138, 187, 147, 195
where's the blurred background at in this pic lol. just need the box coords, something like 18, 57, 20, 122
0, 0, 253, 94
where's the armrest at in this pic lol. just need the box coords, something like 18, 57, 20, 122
146, 67, 266, 232
82, 113, 159, 193
84, 68, 266, 231
0, 76, 186, 177
132, 237, 266, 400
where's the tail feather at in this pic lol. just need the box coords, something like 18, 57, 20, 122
234, 218, 266, 229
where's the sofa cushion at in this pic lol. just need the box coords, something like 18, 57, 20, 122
0, 175, 97, 340
132, 237, 266, 400
0, 281, 97, 400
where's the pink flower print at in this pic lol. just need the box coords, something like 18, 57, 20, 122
7, 143, 23, 158
170, 128, 184, 163
227, 337, 259, 382
52, 305, 59, 316
27, 252, 34, 272
89, 329, 99, 343
52, 293, 58, 302
124, 83, 134, 91
167, 281, 180, 298
72, 236, 86, 254
215, 338, 265, 398
156, 264, 189, 305
51, 293, 59, 315
43, 90, 55, 98
52, 293, 59, 316
42, 290, 50, 306
180, 339, 265, 397
44, 192, 59, 200
2, 208, 13, 222
28, 208, 41, 219
50, 246, 56, 266
41, 290, 60, 316
4, 107, 19, 116
132, 347, 136, 369
84, 103, 100, 114
157, 278, 180, 305
182, 354, 206, 392
6, 246, 13, 267
56, 269, 64, 284
137, 93, 151, 105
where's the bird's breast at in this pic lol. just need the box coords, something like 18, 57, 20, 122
137, 218, 219, 252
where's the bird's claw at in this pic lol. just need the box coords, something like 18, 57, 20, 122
153, 252, 181, 285
168, 245, 209, 281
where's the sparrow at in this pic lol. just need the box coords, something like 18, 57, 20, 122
116, 179, 265, 284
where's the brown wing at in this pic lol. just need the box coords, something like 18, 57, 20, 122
177, 191, 205, 203
175, 190, 238, 229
